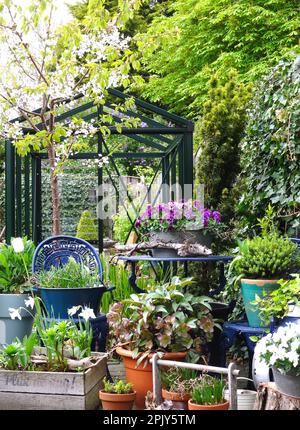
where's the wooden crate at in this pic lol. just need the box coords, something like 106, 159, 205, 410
0, 352, 107, 410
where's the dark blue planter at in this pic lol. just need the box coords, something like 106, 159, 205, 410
33, 286, 107, 319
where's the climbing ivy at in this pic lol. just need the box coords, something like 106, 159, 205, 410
239, 54, 300, 235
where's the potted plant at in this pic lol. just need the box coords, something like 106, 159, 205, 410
135, 200, 223, 257
99, 378, 136, 410
229, 208, 300, 327
107, 277, 216, 409
258, 323, 300, 398
0, 299, 107, 409
160, 367, 198, 410
0, 237, 35, 345
32, 257, 107, 319
188, 375, 229, 410
253, 274, 300, 327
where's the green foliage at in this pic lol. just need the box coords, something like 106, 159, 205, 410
0, 334, 37, 371
112, 207, 134, 243
253, 274, 300, 326
191, 375, 226, 405
240, 54, 300, 235
107, 277, 216, 363
0, 238, 35, 294
103, 377, 134, 394
135, 0, 299, 117
229, 208, 300, 281
76, 210, 98, 242
33, 257, 100, 289
161, 367, 199, 395
196, 71, 252, 225
0, 297, 94, 372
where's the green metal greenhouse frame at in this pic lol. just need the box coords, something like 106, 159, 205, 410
5, 89, 194, 251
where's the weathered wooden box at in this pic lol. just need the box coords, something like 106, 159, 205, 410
0, 352, 107, 410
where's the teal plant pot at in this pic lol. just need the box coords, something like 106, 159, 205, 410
240, 279, 279, 328
0, 294, 34, 346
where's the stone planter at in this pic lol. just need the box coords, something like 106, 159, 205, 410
272, 367, 300, 399
150, 230, 212, 258
0, 294, 34, 346
0, 351, 107, 410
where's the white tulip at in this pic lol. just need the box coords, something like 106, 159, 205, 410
11, 237, 24, 253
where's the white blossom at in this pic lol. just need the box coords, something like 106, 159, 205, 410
24, 296, 35, 310
68, 305, 82, 317
11, 237, 24, 253
8, 307, 22, 320
78, 306, 96, 321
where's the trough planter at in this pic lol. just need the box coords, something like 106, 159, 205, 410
0, 351, 107, 410
0, 294, 34, 346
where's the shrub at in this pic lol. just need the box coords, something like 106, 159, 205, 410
76, 210, 98, 242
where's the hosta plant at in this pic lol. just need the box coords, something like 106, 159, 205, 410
107, 277, 216, 363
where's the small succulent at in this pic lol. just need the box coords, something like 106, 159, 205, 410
103, 378, 134, 394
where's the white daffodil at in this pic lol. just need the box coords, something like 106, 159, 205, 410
11, 237, 24, 253
24, 296, 35, 310
78, 307, 96, 321
8, 307, 22, 320
68, 305, 82, 317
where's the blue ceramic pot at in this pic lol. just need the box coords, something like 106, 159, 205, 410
33, 286, 107, 319
240, 279, 279, 328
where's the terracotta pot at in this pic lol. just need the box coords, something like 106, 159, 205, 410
162, 388, 191, 410
116, 347, 187, 410
188, 399, 229, 410
99, 390, 136, 410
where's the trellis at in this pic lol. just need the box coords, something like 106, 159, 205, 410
5, 89, 194, 251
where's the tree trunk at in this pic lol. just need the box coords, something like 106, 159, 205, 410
47, 143, 61, 235
254, 383, 300, 410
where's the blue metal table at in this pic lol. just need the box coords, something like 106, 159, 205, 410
116, 254, 233, 294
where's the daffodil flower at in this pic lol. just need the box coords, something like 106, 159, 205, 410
68, 305, 81, 317
24, 296, 35, 310
8, 307, 22, 320
78, 307, 96, 321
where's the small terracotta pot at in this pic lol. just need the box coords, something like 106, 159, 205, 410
162, 388, 191, 410
188, 399, 229, 410
116, 347, 187, 410
99, 390, 136, 410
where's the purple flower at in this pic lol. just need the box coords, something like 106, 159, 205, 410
135, 218, 141, 227
212, 211, 221, 224
193, 200, 203, 211
146, 204, 153, 218
185, 208, 196, 221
